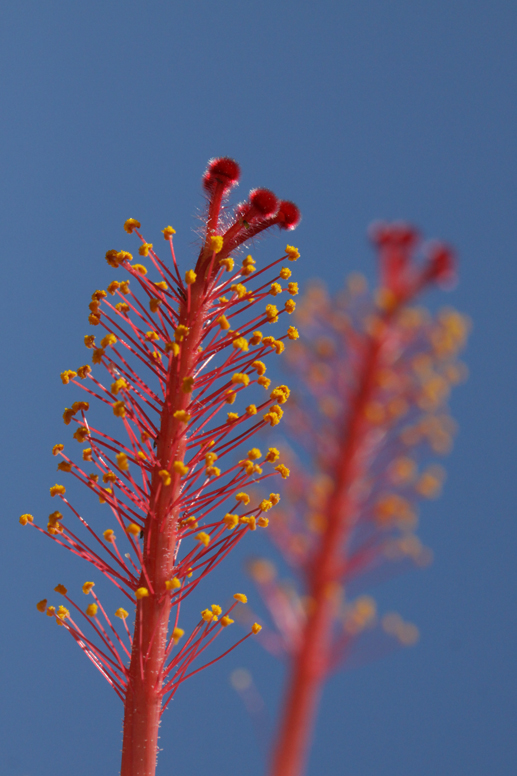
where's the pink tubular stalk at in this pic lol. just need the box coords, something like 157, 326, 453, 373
245, 224, 468, 776
22, 158, 302, 776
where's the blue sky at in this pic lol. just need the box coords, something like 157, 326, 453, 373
1, 2, 516, 775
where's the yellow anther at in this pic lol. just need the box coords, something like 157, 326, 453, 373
205, 452, 218, 466
119, 280, 130, 294
57, 461, 72, 472
253, 464, 262, 475
77, 364, 92, 378
238, 459, 254, 474
269, 493, 280, 505
250, 331, 263, 345
288, 282, 299, 295
112, 401, 126, 418
92, 347, 105, 364
173, 461, 189, 476
100, 334, 117, 349
62, 408, 75, 425
172, 627, 185, 641
173, 410, 190, 423
105, 249, 121, 268
270, 385, 290, 404
287, 326, 299, 340
246, 404, 257, 415
225, 391, 237, 404
219, 257, 234, 272
149, 298, 162, 313
196, 531, 210, 547
251, 361, 266, 376
216, 315, 230, 331
185, 269, 197, 285
154, 281, 168, 291
233, 593, 248, 603
50, 484, 66, 497
285, 245, 300, 261
231, 372, 250, 386
124, 218, 141, 234
86, 603, 98, 617
135, 587, 149, 599
258, 377, 271, 391
19, 513, 34, 526
285, 299, 296, 314
132, 264, 148, 275
116, 302, 130, 313
232, 337, 249, 352
117, 250, 133, 264
223, 513, 239, 530
174, 324, 189, 343
54, 584, 67, 595
84, 335, 95, 349
236, 493, 250, 505
248, 448, 262, 460
251, 622, 262, 634
138, 243, 152, 257
227, 412, 239, 422
52, 444, 64, 456
240, 515, 257, 530
165, 341, 180, 356
270, 283, 282, 296
115, 608, 129, 619
279, 267, 292, 280
274, 340, 285, 354
231, 283, 247, 299
265, 304, 279, 322
206, 466, 221, 477
165, 578, 181, 591
111, 378, 128, 395
162, 225, 176, 239
221, 615, 234, 627
126, 523, 141, 536
56, 605, 69, 621
107, 280, 120, 295
103, 471, 117, 483
73, 427, 89, 443
103, 529, 115, 543
92, 289, 107, 302
60, 370, 77, 385
46, 606, 56, 617
259, 499, 273, 512
36, 599, 47, 612
201, 608, 215, 622
209, 235, 224, 253
275, 463, 290, 479
88, 313, 101, 326
257, 516, 269, 528
72, 401, 89, 413
82, 582, 95, 594
116, 452, 129, 471
159, 470, 171, 486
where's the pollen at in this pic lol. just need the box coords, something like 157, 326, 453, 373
182, 377, 194, 395
285, 245, 300, 261
251, 623, 262, 634
162, 226, 176, 239
149, 298, 162, 313
52, 444, 64, 456
165, 342, 180, 356
288, 282, 299, 295
111, 378, 128, 395
138, 243, 152, 257
115, 608, 129, 619
112, 401, 126, 418
227, 412, 239, 422
232, 337, 249, 352
86, 603, 98, 617
225, 391, 237, 404
270, 385, 290, 404
73, 427, 89, 443
257, 516, 269, 527
275, 463, 290, 479
287, 326, 299, 340
258, 376, 271, 389
116, 452, 129, 471
219, 257, 234, 272
77, 364, 92, 378
279, 267, 292, 280
103, 529, 115, 543
233, 593, 248, 603
82, 582, 95, 594
124, 218, 141, 234
172, 627, 185, 641
270, 283, 282, 296
36, 599, 47, 612
265, 304, 279, 322
119, 280, 130, 294
246, 404, 257, 415
19, 513, 34, 526
248, 448, 262, 460
223, 513, 239, 530
217, 315, 230, 330
251, 360, 266, 376
210, 235, 224, 253
50, 484, 66, 497
126, 523, 141, 536
56, 605, 69, 621
92, 348, 105, 364
132, 264, 148, 275
107, 280, 120, 294
236, 493, 250, 505
269, 493, 280, 505
240, 515, 257, 530
259, 499, 273, 512
60, 370, 77, 385
173, 461, 189, 476
250, 331, 263, 345
185, 269, 197, 285
84, 335, 96, 349
285, 299, 296, 314
165, 578, 181, 591
54, 584, 67, 595
57, 461, 72, 472
173, 410, 191, 423
159, 470, 171, 486
201, 608, 214, 622
135, 587, 149, 599
220, 615, 234, 627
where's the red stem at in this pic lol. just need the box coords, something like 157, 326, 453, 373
270, 311, 397, 776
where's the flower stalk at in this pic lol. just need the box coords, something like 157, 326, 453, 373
22, 158, 300, 776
